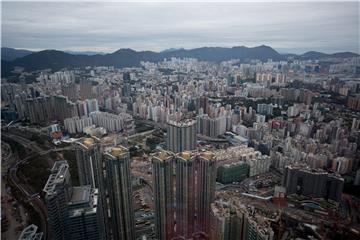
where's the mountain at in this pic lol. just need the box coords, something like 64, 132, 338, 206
299, 51, 359, 60
64, 50, 106, 55
300, 51, 329, 60
1, 47, 34, 61
160, 45, 282, 62
161, 48, 185, 53
331, 52, 359, 58
1, 45, 284, 75
1, 45, 358, 77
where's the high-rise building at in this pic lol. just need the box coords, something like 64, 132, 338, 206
196, 152, 217, 235
152, 151, 175, 240
257, 103, 273, 116
43, 160, 101, 240
210, 201, 246, 240
74, 137, 110, 239
66, 186, 101, 240
80, 79, 94, 100
86, 98, 99, 113
89, 111, 134, 133
197, 115, 227, 138
175, 151, 216, 239
175, 152, 196, 239
167, 119, 197, 153
210, 200, 274, 240
14, 93, 28, 120
103, 146, 135, 240
122, 83, 131, 97
282, 165, 344, 202
74, 138, 101, 188
43, 160, 72, 240
64, 116, 93, 134
217, 162, 250, 184
62, 83, 79, 102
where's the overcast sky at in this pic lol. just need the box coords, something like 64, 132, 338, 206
2, 1, 359, 54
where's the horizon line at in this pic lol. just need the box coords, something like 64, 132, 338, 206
2, 45, 359, 55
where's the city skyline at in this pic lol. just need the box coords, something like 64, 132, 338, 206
2, 2, 359, 54
1, 1, 360, 240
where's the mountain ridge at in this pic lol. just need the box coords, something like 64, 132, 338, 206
2, 46, 359, 77
1, 47, 34, 61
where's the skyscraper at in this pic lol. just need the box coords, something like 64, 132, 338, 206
74, 138, 101, 188
175, 151, 216, 239
43, 160, 100, 240
195, 152, 217, 235
62, 82, 79, 102
66, 186, 101, 240
74, 137, 109, 239
152, 151, 175, 240
282, 165, 344, 202
43, 161, 72, 240
103, 146, 135, 240
80, 79, 94, 100
167, 119, 197, 153
175, 152, 196, 239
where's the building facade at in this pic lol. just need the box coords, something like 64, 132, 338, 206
166, 119, 197, 153
152, 151, 175, 240
103, 146, 135, 240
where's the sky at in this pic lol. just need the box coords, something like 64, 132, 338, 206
1, 1, 359, 54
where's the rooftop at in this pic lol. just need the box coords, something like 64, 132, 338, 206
168, 118, 197, 127
178, 151, 192, 160
110, 146, 128, 157
76, 137, 96, 149
287, 165, 343, 179
69, 186, 91, 205
68, 188, 98, 218
82, 138, 94, 147
43, 161, 69, 196
153, 150, 173, 161
18, 224, 43, 240
199, 151, 214, 161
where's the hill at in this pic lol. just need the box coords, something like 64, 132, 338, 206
1, 47, 33, 61
1, 45, 358, 77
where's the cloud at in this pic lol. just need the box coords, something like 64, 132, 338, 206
1, 2, 359, 53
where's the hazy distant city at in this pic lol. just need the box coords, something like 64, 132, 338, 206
1, 1, 360, 240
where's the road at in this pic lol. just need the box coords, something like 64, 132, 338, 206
2, 132, 73, 240
127, 129, 156, 140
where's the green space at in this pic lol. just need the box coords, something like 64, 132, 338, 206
5, 139, 27, 159
18, 155, 50, 195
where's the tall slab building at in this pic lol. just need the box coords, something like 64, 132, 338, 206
74, 137, 109, 239
103, 146, 135, 240
175, 151, 217, 239
152, 151, 175, 240
75, 138, 102, 188
175, 152, 197, 239
166, 119, 197, 153
43, 160, 100, 240
152, 150, 216, 240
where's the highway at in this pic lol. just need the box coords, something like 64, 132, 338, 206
127, 129, 156, 140
2, 132, 73, 240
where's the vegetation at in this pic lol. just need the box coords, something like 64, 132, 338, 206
5, 139, 27, 159
30, 134, 45, 145
7, 176, 42, 230
18, 154, 50, 194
